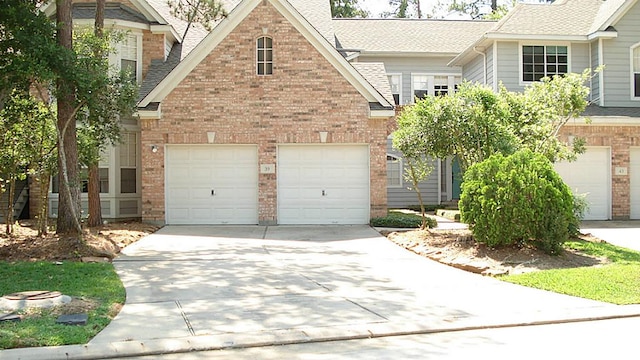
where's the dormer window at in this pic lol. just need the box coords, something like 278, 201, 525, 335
257, 36, 273, 75
522, 45, 568, 82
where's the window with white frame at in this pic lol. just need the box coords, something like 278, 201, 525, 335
633, 46, 640, 98
387, 74, 401, 105
257, 36, 273, 75
387, 154, 402, 188
412, 75, 429, 100
522, 45, 568, 82
119, 132, 137, 194
434, 76, 449, 96
120, 34, 139, 83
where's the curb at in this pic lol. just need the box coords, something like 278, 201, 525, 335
3, 307, 640, 360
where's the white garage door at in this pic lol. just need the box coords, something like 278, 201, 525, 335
631, 148, 640, 219
278, 145, 370, 224
165, 145, 258, 224
554, 147, 610, 220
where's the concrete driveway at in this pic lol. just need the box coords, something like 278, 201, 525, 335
581, 220, 640, 252
6, 225, 640, 360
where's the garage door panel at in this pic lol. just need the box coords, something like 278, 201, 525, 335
166, 146, 258, 225
278, 145, 370, 224
554, 147, 610, 220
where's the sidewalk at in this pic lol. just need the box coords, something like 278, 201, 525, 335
3, 225, 640, 360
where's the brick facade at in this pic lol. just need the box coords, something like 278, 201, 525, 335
141, 1, 389, 224
559, 123, 640, 219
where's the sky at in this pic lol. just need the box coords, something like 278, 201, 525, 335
358, 0, 516, 19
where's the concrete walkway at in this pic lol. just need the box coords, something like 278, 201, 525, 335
581, 220, 640, 252
3, 225, 640, 360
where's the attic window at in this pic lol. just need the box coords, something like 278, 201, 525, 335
522, 45, 568, 82
257, 36, 273, 75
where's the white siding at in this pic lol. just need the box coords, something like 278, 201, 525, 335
572, 43, 591, 75
495, 41, 523, 92
591, 40, 601, 102
462, 53, 485, 84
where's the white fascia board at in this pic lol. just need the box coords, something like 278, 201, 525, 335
369, 109, 396, 118
359, 51, 460, 58
128, 0, 169, 25
150, 24, 181, 44
587, 31, 618, 40
136, 106, 162, 120
580, 116, 640, 125
485, 33, 589, 42
141, 0, 392, 108
600, 0, 638, 30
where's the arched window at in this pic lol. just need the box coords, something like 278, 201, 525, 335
257, 36, 273, 75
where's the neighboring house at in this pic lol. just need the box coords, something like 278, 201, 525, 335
31, 0, 640, 224
40, 0, 395, 225
333, 19, 495, 207
450, 0, 640, 220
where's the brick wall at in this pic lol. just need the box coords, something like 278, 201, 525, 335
141, 2, 389, 224
559, 123, 640, 219
142, 31, 165, 79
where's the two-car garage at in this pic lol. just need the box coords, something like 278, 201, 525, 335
165, 145, 370, 225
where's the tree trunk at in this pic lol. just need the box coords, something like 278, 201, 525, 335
56, 0, 82, 235
491, 0, 497, 11
87, 0, 105, 228
37, 173, 51, 236
4, 177, 15, 234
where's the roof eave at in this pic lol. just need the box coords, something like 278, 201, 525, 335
587, 31, 618, 40
358, 51, 462, 58
484, 33, 590, 42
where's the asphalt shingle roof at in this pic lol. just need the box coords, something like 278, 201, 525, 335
72, 2, 150, 24
333, 18, 495, 54
351, 62, 395, 106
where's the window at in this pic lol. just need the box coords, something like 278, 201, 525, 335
387, 154, 402, 188
633, 46, 640, 97
257, 36, 273, 75
120, 34, 138, 82
434, 76, 449, 96
52, 168, 108, 194
412, 75, 428, 100
119, 132, 137, 194
387, 74, 401, 105
522, 45, 568, 82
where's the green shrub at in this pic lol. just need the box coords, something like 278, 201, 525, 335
371, 211, 437, 228
459, 149, 576, 254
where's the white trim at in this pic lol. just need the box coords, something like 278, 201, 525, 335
150, 24, 180, 45
386, 154, 403, 188
370, 109, 396, 118
518, 41, 571, 86
630, 42, 640, 101
600, 0, 639, 30
136, 107, 162, 120
587, 31, 618, 40
140, 0, 391, 109
486, 33, 589, 42
599, 38, 605, 106
386, 73, 402, 106
410, 73, 462, 103
581, 117, 640, 125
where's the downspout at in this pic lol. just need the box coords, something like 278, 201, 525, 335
473, 46, 487, 85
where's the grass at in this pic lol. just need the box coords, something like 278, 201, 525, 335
501, 239, 640, 304
370, 209, 437, 228
0, 261, 125, 349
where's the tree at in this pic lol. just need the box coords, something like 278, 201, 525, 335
167, 0, 228, 38
383, 0, 423, 18
330, 0, 369, 18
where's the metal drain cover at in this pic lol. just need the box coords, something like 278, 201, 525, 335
4, 291, 63, 301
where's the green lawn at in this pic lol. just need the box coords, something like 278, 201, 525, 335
0, 261, 125, 349
501, 239, 640, 304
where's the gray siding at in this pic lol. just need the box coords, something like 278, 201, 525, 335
571, 42, 590, 75
495, 41, 523, 92
386, 138, 440, 207
601, 1, 640, 106
486, 44, 494, 88
591, 40, 600, 102
462, 52, 485, 84
358, 55, 460, 105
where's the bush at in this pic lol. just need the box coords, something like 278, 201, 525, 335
371, 211, 437, 228
459, 149, 576, 254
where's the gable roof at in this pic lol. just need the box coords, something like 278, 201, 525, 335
450, 0, 634, 66
351, 62, 395, 105
333, 18, 495, 56
139, 0, 393, 114
72, 3, 149, 24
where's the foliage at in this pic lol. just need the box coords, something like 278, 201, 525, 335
459, 149, 576, 254
371, 210, 437, 228
330, 0, 369, 18
0, 261, 125, 349
504, 240, 640, 305
402, 156, 434, 228
168, 0, 228, 37
382, 0, 423, 18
